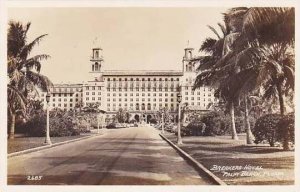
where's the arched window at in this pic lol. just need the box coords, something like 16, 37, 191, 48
95, 50, 99, 58
95, 62, 98, 71
141, 103, 145, 110
136, 103, 139, 110
147, 103, 151, 110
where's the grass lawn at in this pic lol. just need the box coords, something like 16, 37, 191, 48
164, 133, 294, 185
8, 133, 94, 154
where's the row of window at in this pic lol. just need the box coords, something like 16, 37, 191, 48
185, 92, 212, 97
42, 98, 78, 102
106, 98, 177, 102
86, 97, 101, 101
106, 102, 208, 112
107, 83, 178, 88
107, 77, 180, 82
85, 86, 102, 90
107, 93, 176, 97
106, 88, 178, 92
51, 87, 82, 92
86, 92, 101, 95
42, 93, 82, 97
52, 103, 73, 108
106, 97, 210, 102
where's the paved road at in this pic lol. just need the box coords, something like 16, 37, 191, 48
8, 126, 213, 185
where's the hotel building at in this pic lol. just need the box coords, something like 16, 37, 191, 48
40, 46, 216, 123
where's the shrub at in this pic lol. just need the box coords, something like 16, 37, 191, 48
183, 111, 256, 137
278, 112, 295, 145
253, 114, 282, 146
200, 112, 231, 136
185, 119, 206, 136
149, 118, 157, 124
106, 123, 116, 129
25, 110, 80, 137
26, 113, 47, 137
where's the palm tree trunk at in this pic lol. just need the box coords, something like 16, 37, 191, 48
229, 101, 238, 140
277, 83, 290, 150
277, 83, 286, 116
244, 95, 254, 144
8, 113, 16, 139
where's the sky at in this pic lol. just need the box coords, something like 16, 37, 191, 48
8, 7, 228, 83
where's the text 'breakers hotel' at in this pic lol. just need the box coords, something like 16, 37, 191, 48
39, 45, 217, 123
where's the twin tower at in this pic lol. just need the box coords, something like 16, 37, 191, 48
88, 46, 198, 82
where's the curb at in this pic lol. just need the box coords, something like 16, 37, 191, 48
8, 133, 102, 158
159, 133, 227, 185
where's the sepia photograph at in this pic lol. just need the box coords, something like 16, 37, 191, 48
4, 2, 296, 189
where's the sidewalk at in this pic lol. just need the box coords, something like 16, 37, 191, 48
8, 129, 108, 154
164, 133, 294, 185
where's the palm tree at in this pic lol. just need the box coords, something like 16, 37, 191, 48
193, 22, 239, 140
220, 7, 295, 148
7, 21, 52, 139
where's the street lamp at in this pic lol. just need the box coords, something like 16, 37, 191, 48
177, 92, 183, 144
161, 112, 165, 134
45, 92, 52, 145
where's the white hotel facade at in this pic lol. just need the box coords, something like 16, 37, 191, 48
40, 46, 216, 123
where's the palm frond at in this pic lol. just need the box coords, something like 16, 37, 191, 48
23, 54, 50, 72
199, 38, 217, 53
19, 34, 48, 59
242, 7, 295, 45
218, 22, 228, 36
25, 70, 53, 92
7, 84, 27, 114
207, 25, 221, 39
